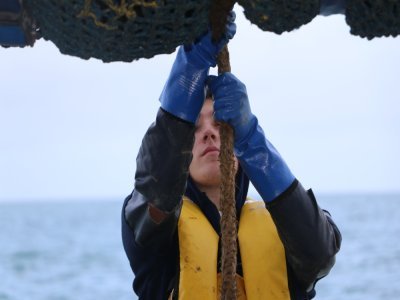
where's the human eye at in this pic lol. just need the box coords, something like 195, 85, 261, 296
213, 120, 221, 128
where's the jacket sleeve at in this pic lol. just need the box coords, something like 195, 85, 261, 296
121, 108, 196, 298
123, 107, 195, 249
266, 180, 342, 291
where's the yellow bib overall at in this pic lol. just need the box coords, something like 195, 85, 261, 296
176, 197, 290, 300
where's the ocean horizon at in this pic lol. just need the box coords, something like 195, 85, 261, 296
1, 194, 399, 299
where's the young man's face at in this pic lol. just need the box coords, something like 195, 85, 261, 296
189, 99, 221, 188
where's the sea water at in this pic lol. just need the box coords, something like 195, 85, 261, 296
0, 195, 399, 300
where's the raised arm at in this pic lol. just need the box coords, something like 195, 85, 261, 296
121, 18, 236, 297
208, 72, 341, 291
122, 13, 236, 249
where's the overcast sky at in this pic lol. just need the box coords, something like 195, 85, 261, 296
1, 9, 399, 202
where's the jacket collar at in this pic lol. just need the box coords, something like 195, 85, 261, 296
184, 164, 249, 234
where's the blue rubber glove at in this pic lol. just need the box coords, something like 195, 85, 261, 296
160, 12, 236, 123
208, 73, 295, 202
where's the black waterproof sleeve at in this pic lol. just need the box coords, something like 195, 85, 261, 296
121, 108, 196, 298
124, 108, 195, 247
266, 180, 342, 291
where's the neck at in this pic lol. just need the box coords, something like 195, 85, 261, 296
196, 184, 221, 210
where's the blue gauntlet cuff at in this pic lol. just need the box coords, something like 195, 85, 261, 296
235, 122, 295, 202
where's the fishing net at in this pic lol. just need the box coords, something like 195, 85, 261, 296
15, 0, 400, 61
237, 0, 319, 34
24, 0, 212, 62
346, 0, 400, 39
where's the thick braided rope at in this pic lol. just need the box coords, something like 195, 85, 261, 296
218, 123, 237, 300
209, 0, 237, 299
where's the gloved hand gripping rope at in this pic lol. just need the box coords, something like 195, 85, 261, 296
209, 1, 237, 299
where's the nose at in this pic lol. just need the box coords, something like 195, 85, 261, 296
202, 129, 216, 143
201, 123, 219, 143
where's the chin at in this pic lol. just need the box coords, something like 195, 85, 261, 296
191, 165, 221, 187
190, 158, 222, 185
203, 167, 221, 184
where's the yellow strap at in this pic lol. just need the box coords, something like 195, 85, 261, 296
238, 201, 290, 300
178, 198, 219, 299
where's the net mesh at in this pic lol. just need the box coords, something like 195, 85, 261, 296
24, 0, 211, 62
346, 0, 400, 39
238, 0, 319, 34
17, 0, 400, 60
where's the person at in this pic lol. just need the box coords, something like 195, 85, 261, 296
121, 12, 341, 300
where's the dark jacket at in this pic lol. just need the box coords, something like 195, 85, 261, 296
121, 108, 342, 299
